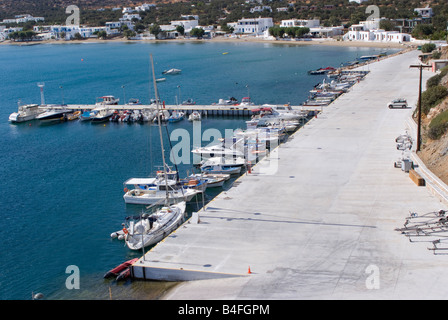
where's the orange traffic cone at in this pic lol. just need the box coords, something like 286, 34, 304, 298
247, 266, 252, 274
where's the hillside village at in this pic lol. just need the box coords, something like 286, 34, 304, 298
0, 1, 445, 45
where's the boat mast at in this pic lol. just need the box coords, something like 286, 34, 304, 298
150, 54, 170, 203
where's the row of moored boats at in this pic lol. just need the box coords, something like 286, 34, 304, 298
303, 70, 369, 107
110, 102, 311, 256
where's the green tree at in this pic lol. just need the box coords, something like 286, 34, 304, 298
123, 29, 136, 39
97, 30, 107, 39
149, 24, 161, 36
412, 24, 435, 39
73, 32, 83, 40
422, 85, 448, 115
176, 25, 185, 36
190, 27, 205, 38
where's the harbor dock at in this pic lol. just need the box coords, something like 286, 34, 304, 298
63, 104, 323, 117
130, 49, 448, 299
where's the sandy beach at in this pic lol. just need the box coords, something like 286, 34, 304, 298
0, 35, 413, 50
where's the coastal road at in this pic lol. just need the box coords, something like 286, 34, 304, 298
135, 49, 447, 299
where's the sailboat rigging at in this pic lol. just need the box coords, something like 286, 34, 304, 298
121, 54, 188, 250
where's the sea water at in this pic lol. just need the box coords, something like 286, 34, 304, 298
0, 41, 398, 300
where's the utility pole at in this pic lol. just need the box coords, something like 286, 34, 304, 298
410, 64, 431, 152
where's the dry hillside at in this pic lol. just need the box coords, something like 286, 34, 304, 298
416, 46, 448, 185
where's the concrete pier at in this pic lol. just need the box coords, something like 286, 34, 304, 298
63, 104, 322, 117
131, 49, 448, 299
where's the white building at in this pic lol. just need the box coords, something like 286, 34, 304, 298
309, 26, 344, 38
136, 4, 156, 12
120, 14, 141, 22
343, 23, 411, 43
2, 14, 44, 24
250, 6, 272, 13
233, 17, 273, 35
170, 19, 199, 31
0, 27, 23, 41
414, 6, 434, 18
280, 19, 320, 28
34, 25, 111, 40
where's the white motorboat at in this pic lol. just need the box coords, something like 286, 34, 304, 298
200, 156, 246, 167
188, 173, 229, 188
123, 177, 198, 205
188, 111, 201, 121
141, 109, 155, 122
91, 107, 114, 123
182, 98, 196, 105
36, 105, 72, 122
153, 109, 170, 123
216, 97, 238, 105
80, 109, 98, 121
96, 95, 119, 105
127, 98, 141, 105
191, 138, 245, 159
200, 156, 245, 175
167, 111, 184, 123
9, 103, 43, 123
162, 68, 181, 75
201, 163, 242, 175
239, 97, 254, 107
124, 201, 186, 250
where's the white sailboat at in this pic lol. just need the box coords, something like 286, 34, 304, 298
123, 54, 188, 250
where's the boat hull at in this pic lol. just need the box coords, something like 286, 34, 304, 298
125, 202, 186, 250
123, 189, 197, 205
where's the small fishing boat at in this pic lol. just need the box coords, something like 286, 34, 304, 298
127, 98, 141, 105
80, 109, 98, 121
308, 67, 336, 75
123, 177, 199, 205
9, 103, 43, 123
91, 107, 113, 123
65, 110, 81, 121
103, 258, 138, 279
216, 97, 238, 105
96, 95, 119, 105
188, 173, 229, 188
130, 110, 143, 122
109, 110, 120, 122
155, 78, 166, 82
167, 111, 184, 123
188, 111, 201, 121
201, 163, 241, 175
118, 110, 131, 122
141, 109, 155, 122
182, 98, 196, 105
162, 68, 181, 75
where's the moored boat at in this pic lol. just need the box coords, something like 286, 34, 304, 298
188, 111, 201, 121
167, 111, 184, 123
80, 109, 98, 121
9, 103, 43, 123
162, 68, 181, 75
96, 95, 119, 105
36, 105, 72, 122
103, 258, 138, 279
66, 110, 81, 121
123, 202, 186, 250
91, 107, 113, 123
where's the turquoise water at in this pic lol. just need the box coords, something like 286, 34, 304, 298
0, 41, 398, 300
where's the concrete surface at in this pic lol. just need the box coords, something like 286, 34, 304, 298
132, 50, 448, 299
